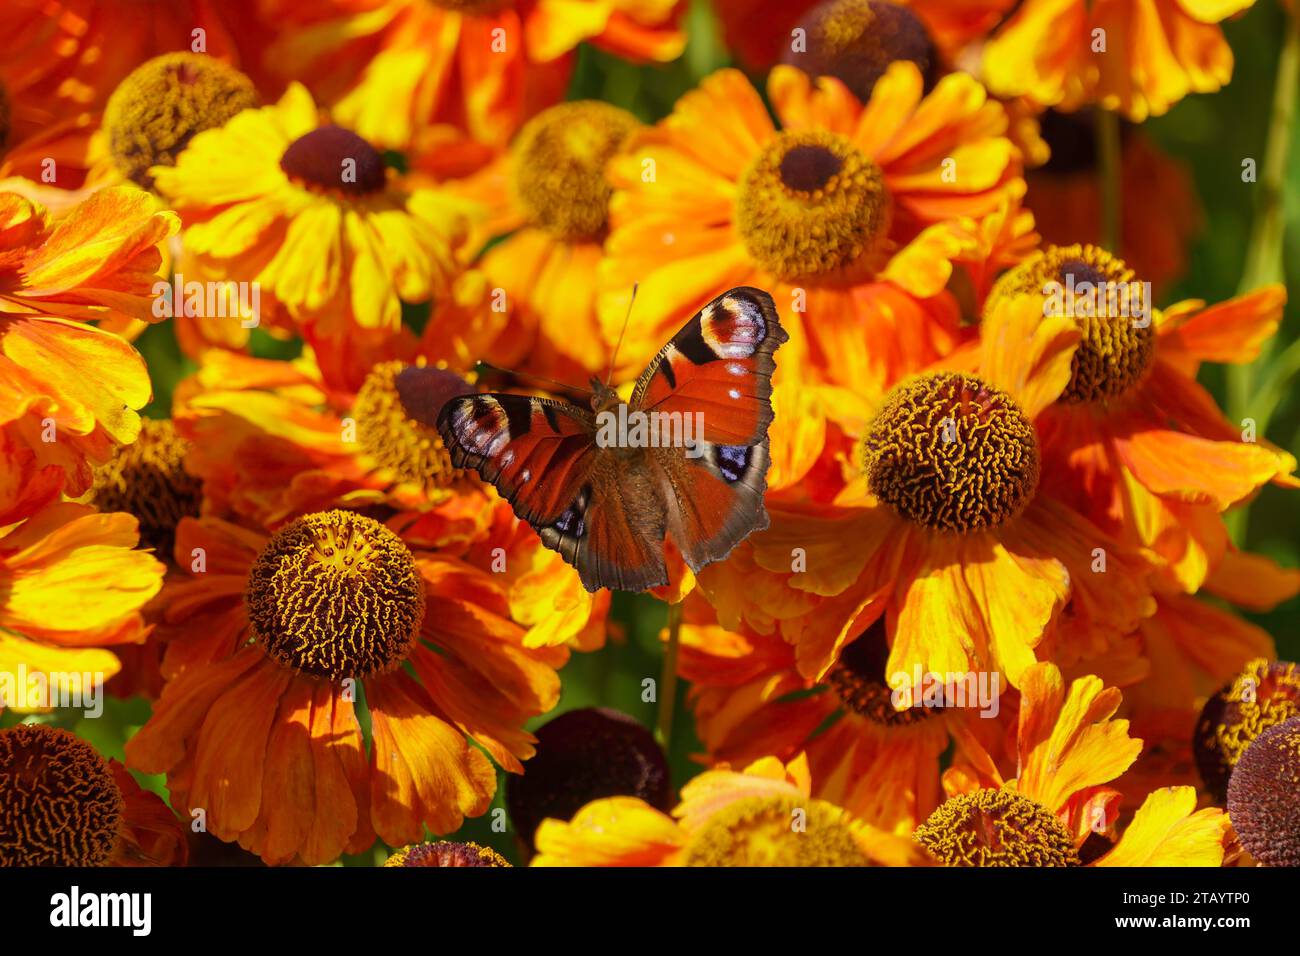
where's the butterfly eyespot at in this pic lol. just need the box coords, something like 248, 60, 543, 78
714, 445, 753, 484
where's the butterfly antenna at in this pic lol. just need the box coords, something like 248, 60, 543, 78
605, 282, 638, 386
474, 362, 593, 395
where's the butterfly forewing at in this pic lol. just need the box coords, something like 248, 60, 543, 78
436, 287, 788, 593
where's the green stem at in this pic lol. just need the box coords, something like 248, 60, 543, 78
655, 601, 683, 752
1095, 108, 1123, 255
1225, 7, 1300, 544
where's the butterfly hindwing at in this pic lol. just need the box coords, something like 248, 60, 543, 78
634, 287, 786, 572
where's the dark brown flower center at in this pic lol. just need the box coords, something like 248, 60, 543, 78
782, 0, 935, 102
384, 840, 511, 866
828, 618, 935, 726
737, 129, 889, 282
280, 125, 388, 196
0, 725, 124, 866
1227, 715, 1300, 867
1194, 658, 1300, 802
91, 418, 202, 561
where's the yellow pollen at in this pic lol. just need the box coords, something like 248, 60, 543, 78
103, 52, 259, 190
512, 101, 640, 241
682, 795, 871, 866
914, 789, 1080, 866
736, 129, 889, 282
1194, 658, 1300, 801
91, 418, 202, 561
246, 510, 426, 681
864, 372, 1040, 534
988, 243, 1155, 404
353, 361, 463, 494
0, 725, 125, 867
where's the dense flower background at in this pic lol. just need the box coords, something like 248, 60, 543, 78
2, 0, 1300, 868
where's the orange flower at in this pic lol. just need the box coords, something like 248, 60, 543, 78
996, 250, 1296, 593
0, 434, 164, 712
0, 187, 178, 495
599, 63, 1023, 393
0, 724, 186, 866
679, 596, 963, 834
0, 0, 273, 144
929, 661, 1230, 866
444, 101, 641, 381
712, 0, 1013, 73
532, 752, 932, 866
171, 348, 610, 650
125, 507, 572, 865
710, 294, 1155, 692
259, 0, 685, 165
981, 0, 1255, 121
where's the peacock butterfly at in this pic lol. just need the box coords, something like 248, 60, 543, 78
436, 287, 789, 592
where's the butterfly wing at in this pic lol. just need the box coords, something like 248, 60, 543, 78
631, 287, 788, 573
437, 393, 671, 592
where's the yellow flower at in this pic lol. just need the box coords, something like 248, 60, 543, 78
929, 662, 1229, 866
0, 451, 164, 712
599, 63, 1024, 393
982, 0, 1255, 121
532, 753, 933, 866
152, 83, 472, 342
259, 0, 685, 158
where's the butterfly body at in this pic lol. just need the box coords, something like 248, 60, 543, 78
438, 287, 788, 592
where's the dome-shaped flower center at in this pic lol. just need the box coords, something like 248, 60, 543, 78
914, 789, 1080, 866
353, 362, 468, 493
828, 617, 935, 727
505, 707, 671, 849
782, 0, 934, 102
683, 795, 870, 866
0, 725, 124, 866
246, 510, 425, 681
989, 244, 1155, 404
280, 125, 388, 196
1227, 716, 1300, 867
384, 840, 511, 866
864, 372, 1040, 533
103, 52, 259, 190
511, 101, 639, 241
91, 418, 202, 561
737, 129, 889, 282
1194, 658, 1300, 801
